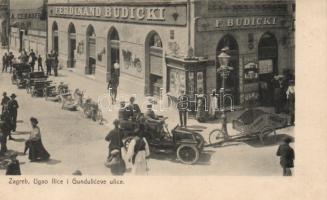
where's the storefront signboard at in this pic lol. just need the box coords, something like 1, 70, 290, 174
197, 16, 290, 32
48, 4, 187, 26
258, 59, 273, 74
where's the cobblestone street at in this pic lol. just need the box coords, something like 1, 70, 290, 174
0, 65, 294, 175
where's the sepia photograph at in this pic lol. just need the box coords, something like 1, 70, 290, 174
0, 0, 296, 177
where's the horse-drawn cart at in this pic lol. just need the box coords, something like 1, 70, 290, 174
209, 109, 287, 145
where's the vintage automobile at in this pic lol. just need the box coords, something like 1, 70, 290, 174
11, 63, 31, 88
123, 117, 205, 165
26, 72, 48, 94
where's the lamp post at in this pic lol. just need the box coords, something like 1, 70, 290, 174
217, 47, 233, 139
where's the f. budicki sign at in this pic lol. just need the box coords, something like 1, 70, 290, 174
48, 5, 187, 26
197, 16, 290, 31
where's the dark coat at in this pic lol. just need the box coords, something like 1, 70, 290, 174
1, 96, 10, 107
6, 160, 21, 175
177, 95, 188, 111
277, 144, 294, 168
105, 128, 123, 152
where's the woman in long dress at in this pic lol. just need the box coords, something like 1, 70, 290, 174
26, 117, 50, 162
127, 128, 150, 175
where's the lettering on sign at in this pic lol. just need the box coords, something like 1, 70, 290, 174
216, 17, 277, 28
48, 5, 187, 26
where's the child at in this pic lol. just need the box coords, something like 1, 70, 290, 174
276, 137, 294, 176
6, 153, 21, 175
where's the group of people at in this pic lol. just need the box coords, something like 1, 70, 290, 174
2, 49, 59, 77
105, 119, 150, 176
0, 91, 50, 175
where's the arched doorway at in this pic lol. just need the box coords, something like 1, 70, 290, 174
107, 27, 120, 81
52, 21, 59, 53
258, 32, 278, 106
68, 23, 76, 68
86, 25, 96, 75
216, 34, 239, 105
145, 31, 163, 96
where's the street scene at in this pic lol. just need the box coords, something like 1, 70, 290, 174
0, 0, 295, 176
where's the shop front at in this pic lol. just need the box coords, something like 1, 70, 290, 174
194, 1, 294, 108
47, 1, 189, 98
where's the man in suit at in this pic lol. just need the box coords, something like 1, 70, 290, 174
177, 90, 188, 127
7, 93, 19, 135
1, 92, 10, 114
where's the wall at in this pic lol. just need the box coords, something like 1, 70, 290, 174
47, 17, 189, 97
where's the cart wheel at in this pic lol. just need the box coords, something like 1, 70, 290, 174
259, 127, 276, 144
177, 144, 199, 165
208, 129, 225, 145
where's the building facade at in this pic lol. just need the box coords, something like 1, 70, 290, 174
0, 0, 9, 48
9, 0, 47, 56
47, 0, 295, 107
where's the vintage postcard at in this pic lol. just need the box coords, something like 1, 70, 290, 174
0, 0, 326, 199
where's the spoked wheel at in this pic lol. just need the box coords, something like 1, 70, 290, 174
208, 129, 226, 145
259, 126, 276, 144
176, 145, 199, 165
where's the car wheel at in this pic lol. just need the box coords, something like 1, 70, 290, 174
177, 144, 199, 165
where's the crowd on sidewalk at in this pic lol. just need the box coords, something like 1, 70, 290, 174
2, 49, 59, 77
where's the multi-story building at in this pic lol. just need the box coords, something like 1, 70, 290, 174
9, 0, 47, 56
0, 0, 9, 48
47, 0, 295, 107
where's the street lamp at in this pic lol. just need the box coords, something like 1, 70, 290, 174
217, 47, 233, 139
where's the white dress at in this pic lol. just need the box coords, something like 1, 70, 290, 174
127, 137, 150, 175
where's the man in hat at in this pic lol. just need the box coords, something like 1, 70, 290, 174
276, 136, 295, 176
2, 52, 8, 73
108, 76, 119, 104
6, 153, 21, 175
7, 93, 19, 134
127, 96, 141, 121
1, 92, 10, 114
29, 49, 36, 72
177, 90, 188, 127
145, 104, 163, 134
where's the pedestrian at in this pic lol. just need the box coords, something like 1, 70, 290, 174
107, 76, 118, 104
7, 93, 19, 134
8, 52, 14, 73
276, 137, 294, 176
196, 96, 207, 123
1, 92, 10, 114
27, 117, 50, 162
127, 127, 150, 175
272, 75, 283, 114
2, 52, 8, 73
29, 49, 36, 72
37, 55, 43, 72
105, 119, 125, 175
0, 108, 12, 155
286, 80, 295, 126
177, 90, 188, 127
6, 153, 21, 175
46, 54, 52, 75
53, 56, 58, 77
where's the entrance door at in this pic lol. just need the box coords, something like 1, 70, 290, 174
216, 35, 239, 105
107, 27, 120, 81
52, 22, 59, 53
86, 25, 96, 75
258, 32, 278, 106
145, 32, 163, 97
68, 23, 76, 68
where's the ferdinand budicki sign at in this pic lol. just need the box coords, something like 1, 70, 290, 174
48, 4, 187, 26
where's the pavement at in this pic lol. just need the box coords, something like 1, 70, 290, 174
0, 50, 294, 176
